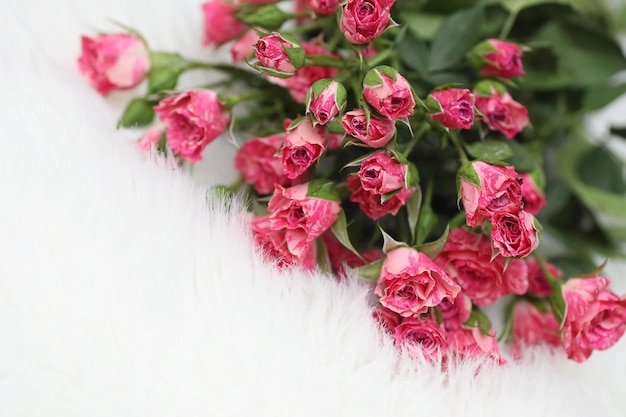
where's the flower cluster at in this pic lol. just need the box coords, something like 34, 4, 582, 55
79, 0, 626, 365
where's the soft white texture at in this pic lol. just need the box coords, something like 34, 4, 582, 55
1, 1, 625, 416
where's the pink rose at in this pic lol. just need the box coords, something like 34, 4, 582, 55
322, 231, 383, 276
305, 0, 340, 15
363, 67, 415, 119
520, 173, 546, 216
490, 210, 539, 258
341, 109, 396, 148
435, 228, 529, 305
340, 0, 395, 44
526, 257, 561, 297
255, 33, 302, 74
394, 316, 448, 360
562, 276, 626, 363
375, 248, 461, 317
230, 30, 260, 63
78, 33, 150, 95
479, 39, 525, 79
234, 134, 289, 194
347, 175, 413, 220
251, 215, 316, 270
475, 91, 529, 139
137, 126, 164, 153
447, 327, 502, 362
460, 161, 523, 227
372, 305, 401, 334
511, 300, 561, 359
154, 90, 230, 163
358, 151, 406, 195
307, 80, 347, 126
268, 183, 340, 260
438, 292, 472, 330
280, 118, 328, 179
202, 0, 247, 47
427, 88, 475, 129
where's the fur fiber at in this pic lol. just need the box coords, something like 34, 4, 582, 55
1, 1, 625, 416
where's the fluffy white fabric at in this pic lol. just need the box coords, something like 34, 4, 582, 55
1, 1, 625, 416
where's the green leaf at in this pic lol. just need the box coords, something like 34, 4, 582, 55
415, 204, 438, 245
415, 225, 449, 259
463, 307, 493, 336
466, 140, 514, 163
549, 281, 567, 329
401, 11, 445, 40
354, 258, 384, 282
330, 209, 362, 259
505, 140, 538, 172
577, 146, 626, 194
240, 5, 290, 30
315, 238, 332, 274
406, 185, 423, 245
307, 180, 339, 201
147, 67, 180, 94
149, 52, 185, 69
397, 28, 429, 76
118, 98, 155, 128
582, 81, 626, 112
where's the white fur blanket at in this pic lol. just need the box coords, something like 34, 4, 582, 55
1, 1, 625, 416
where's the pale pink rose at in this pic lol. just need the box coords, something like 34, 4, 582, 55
322, 231, 383, 276
372, 305, 401, 334
490, 210, 539, 258
268, 183, 340, 260
202, 0, 247, 47
251, 215, 316, 270
479, 39, 525, 79
562, 276, 626, 363
137, 126, 164, 152
394, 316, 448, 360
307, 81, 346, 125
475, 91, 529, 139
154, 90, 230, 163
511, 300, 561, 359
375, 248, 461, 317
435, 228, 529, 305
230, 30, 260, 63
447, 327, 502, 362
234, 134, 289, 194
78, 33, 150, 95
306, 0, 340, 15
520, 173, 546, 216
341, 109, 396, 148
427, 88, 475, 129
358, 151, 406, 195
460, 161, 523, 227
281, 118, 328, 179
255, 33, 301, 74
341, 0, 395, 44
438, 292, 472, 330
363, 69, 415, 119
347, 175, 414, 220
526, 257, 561, 297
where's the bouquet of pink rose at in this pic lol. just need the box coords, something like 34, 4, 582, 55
78, 0, 626, 364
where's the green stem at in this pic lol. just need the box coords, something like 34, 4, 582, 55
305, 54, 352, 69
423, 174, 434, 206
223, 91, 271, 109
498, 9, 518, 39
401, 123, 429, 157
532, 252, 559, 286
364, 48, 394, 70
448, 131, 469, 164
226, 176, 245, 192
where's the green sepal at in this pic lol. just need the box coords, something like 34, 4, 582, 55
147, 66, 180, 94
354, 258, 384, 282
405, 162, 420, 189
363, 68, 385, 88
457, 161, 480, 186
315, 238, 332, 274
307, 180, 339, 201
473, 80, 508, 97
414, 225, 449, 259
406, 185, 422, 245
465, 140, 513, 163
424, 95, 443, 114
415, 204, 438, 246
249, 62, 295, 78
549, 280, 568, 329
282, 44, 305, 69
340, 151, 377, 170
156, 132, 168, 155
373, 65, 398, 80
380, 227, 408, 254
497, 297, 516, 343
330, 209, 362, 259
118, 98, 155, 128
239, 5, 291, 31
286, 116, 306, 130
577, 258, 610, 278
466, 39, 498, 70
149, 51, 186, 70
463, 307, 493, 336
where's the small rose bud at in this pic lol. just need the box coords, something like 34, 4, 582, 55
470, 39, 525, 79
341, 109, 395, 148
281, 118, 329, 179
254, 33, 305, 77
305, 0, 340, 15
490, 210, 540, 258
306, 79, 347, 126
475, 91, 529, 139
340, 0, 395, 45
426, 88, 475, 130
363, 66, 415, 119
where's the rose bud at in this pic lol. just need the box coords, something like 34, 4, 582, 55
306, 79, 347, 126
475, 91, 529, 139
426, 88, 475, 130
306, 0, 340, 15
280, 118, 329, 179
234, 134, 289, 195
459, 161, 523, 227
341, 0, 395, 45
394, 316, 448, 360
490, 210, 540, 258
78, 33, 150, 95
561, 276, 626, 363
137, 126, 164, 153
526, 257, 561, 297
202, 0, 248, 47
375, 247, 461, 317
447, 327, 503, 363
510, 300, 562, 360
520, 173, 547, 216
153, 90, 230, 163
230, 30, 260, 63
437, 292, 472, 331
347, 175, 414, 220
341, 109, 396, 148
255, 33, 305, 76
473, 39, 525, 79
363, 66, 416, 119
372, 305, 401, 334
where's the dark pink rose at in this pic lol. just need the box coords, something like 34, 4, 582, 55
340, 0, 395, 44
447, 327, 503, 363
230, 30, 260, 63
438, 292, 472, 331
526, 257, 561, 297
520, 173, 546, 216
372, 305, 401, 334
562, 276, 626, 363
268, 183, 340, 260
78, 33, 150, 95
154, 90, 230, 163
202, 0, 247, 47
307, 80, 347, 126
358, 151, 406, 195
460, 161, 523, 227
322, 231, 383, 276
479, 39, 525, 79
305, 0, 340, 15
280, 118, 328, 179
347, 175, 413, 220
375, 248, 461, 317
363, 68, 415, 119
427, 88, 475, 129
435, 228, 529, 305
341, 109, 396, 148
475, 91, 529, 139
511, 300, 561, 359
234, 134, 289, 195
255, 33, 302, 74
394, 317, 448, 360
490, 210, 539, 258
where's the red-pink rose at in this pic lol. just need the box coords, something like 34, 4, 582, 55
281, 118, 328, 179
460, 161, 523, 227
427, 89, 476, 129
562, 276, 626, 363
255, 33, 302, 74
234, 134, 289, 194
363, 68, 415, 119
438, 292, 472, 330
435, 228, 529, 305
154, 90, 230, 163
340, 0, 395, 44
490, 210, 539, 258
251, 215, 316, 270
202, 0, 247, 47
341, 109, 396, 148
511, 300, 561, 359
306, 0, 340, 15
520, 173, 546, 216
479, 39, 525, 79
394, 316, 448, 360
372, 305, 401, 334
526, 257, 561, 297
230, 30, 260, 63
78, 33, 150, 95
475, 91, 529, 139
347, 175, 413, 220
375, 248, 461, 317
447, 327, 503, 362
358, 151, 407, 195
307, 80, 346, 126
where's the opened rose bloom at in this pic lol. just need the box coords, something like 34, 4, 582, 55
460, 161, 523, 227
490, 210, 540, 258
154, 90, 230, 162
78, 33, 150, 95
479, 39, 525, 79
520, 173, 547, 216
341, 0, 395, 44
475, 91, 529, 139
251, 215, 316, 270
363, 67, 416, 119
281, 118, 328, 179
307, 80, 347, 125
511, 300, 561, 359
341, 109, 396, 148
427, 88, 476, 129
202, 0, 247, 47
306, 0, 340, 15
234, 134, 289, 194
230, 30, 260, 63
438, 292, 472, 330
375, 247, 460, 317
255, 33, 303, 74
394, 316, 448, 360
561, 276, 626, 363
435, 228, 529, 305
526, 257, 561, 297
